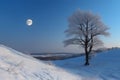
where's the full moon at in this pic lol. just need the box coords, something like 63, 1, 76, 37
26, 19, 33, 26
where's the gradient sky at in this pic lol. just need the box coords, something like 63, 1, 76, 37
0, 0, 120, 53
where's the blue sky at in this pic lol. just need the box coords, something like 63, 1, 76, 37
0, 0, 120, 53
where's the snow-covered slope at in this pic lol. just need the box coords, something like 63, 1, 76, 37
0, 45, 81, 80
53, 48, 120, 80
2, 44, 120, 80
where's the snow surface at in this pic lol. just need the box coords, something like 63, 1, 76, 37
53, 48, 120, 80
0, 45, 82, 80
1, 44, 120, 80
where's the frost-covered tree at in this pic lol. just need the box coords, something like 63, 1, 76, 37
64, 10, 109, 66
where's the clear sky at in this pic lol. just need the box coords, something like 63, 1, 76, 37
0, 0, 120, 53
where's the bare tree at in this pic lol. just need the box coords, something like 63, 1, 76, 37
64, 10, 109, 66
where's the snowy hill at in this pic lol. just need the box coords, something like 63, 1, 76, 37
1, 44, 120, 80
0, 45, 81, 80
53, 48, 120, 80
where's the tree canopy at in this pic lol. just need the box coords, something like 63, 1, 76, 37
64, 9, 109, 65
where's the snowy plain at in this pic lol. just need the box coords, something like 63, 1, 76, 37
53, 48, 120, 80
0, 44, 120, 80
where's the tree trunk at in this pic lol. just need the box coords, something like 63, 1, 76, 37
84, 47, 90, 66
84, 35, 90, 66
84, 52, 89, 66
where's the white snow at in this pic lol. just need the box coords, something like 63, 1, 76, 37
0, 45, 81, 80
1, 44, 120, 80
53, 48, 120, 80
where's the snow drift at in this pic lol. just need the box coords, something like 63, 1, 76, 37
0, 45, 81, 80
